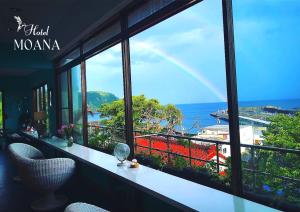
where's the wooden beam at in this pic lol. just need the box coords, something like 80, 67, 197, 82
81, 60, 88, 146
121, 15, 134, 158
222, 0, 243, 196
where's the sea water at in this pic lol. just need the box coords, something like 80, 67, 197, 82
88, 99, 300, 134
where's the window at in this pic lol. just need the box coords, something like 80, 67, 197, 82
85, 43, 125, 154
233, 0, 300, 208
130, 0, 231, 189
54, 0, 300, 210
71, 65, 84, 144
59, 71, 70, 125
33, 84, 49, 133
0, 91, 3, 130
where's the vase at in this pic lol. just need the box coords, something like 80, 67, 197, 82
67, 136, 73, 147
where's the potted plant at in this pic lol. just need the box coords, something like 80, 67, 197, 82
58, 124, 74, 147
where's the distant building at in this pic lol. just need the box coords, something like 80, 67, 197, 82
192, 125, 254, 158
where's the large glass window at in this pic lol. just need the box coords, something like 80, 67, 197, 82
233, 0, 300, 209
0, 91, 3, 130
85, 43, 125, 154
59, 71, 70, 125
71, 65, 84, 144
130, 0, 231, 190
33, 84, 49, 134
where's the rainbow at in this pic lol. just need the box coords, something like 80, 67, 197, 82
135, 42, 227, 102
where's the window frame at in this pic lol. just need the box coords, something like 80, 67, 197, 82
32, 83, 50, 132
55, 0, 243, 199
0, 91, 4, 131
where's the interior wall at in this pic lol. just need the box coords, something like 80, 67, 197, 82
0, 68, 56, 133
0, 76, 28, 131
25, 69, 56, 134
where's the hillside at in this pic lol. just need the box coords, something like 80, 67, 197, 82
87, 91, 118, 112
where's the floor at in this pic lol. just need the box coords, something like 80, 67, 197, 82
0, 149, 37, 212
0, 148, 112, 212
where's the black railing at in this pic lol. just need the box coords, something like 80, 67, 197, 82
87, 125, 300, 188
133, 132, 229, 171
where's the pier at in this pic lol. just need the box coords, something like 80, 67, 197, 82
210, 112, 270, 127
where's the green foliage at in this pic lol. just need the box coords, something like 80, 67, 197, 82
164, 104, 183, 133
176, 138, 189, 147
240, 112, 300, 205
135, 153, 167, 170
263, 112, 300, 149
151, 154, 167, 170
87, 91, 118, 112
98, 95, 183, 133
88, 127, 120, 153
173, 156, 188, 170
98, 100, 126, 129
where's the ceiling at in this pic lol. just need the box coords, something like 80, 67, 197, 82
0, 0, 132, 76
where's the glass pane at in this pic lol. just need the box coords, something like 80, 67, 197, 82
128, 0, 175, 27
86, 43, 125, 154
233, 0, 300, 210
71, 65, 83, 145
83, 21, 121, 54
0, 92, 3, 129
37, 88, 40, 112
130, 1, 230, 190
41, 84, 49, 133
41, 87, 44, 111
61, 109, 69, 125
60, 71, 69, 108
58, 48, 80, 67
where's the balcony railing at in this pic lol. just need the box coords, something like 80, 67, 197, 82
133, 132, 230, 173
87, 124, 300, 207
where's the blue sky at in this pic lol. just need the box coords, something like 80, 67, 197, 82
233, 0, 300, 102
86, 0, 300, 104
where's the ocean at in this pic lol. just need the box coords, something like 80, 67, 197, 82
88, 99, 300, 133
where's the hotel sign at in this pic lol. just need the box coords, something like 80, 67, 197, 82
13, 16, 60, 51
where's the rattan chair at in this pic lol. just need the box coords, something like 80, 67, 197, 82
65, 202, 108, 212
8, 142, 44, 182
8, 143, 76, 211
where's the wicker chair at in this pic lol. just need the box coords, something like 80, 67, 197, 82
8, 143, 76, 211
8, 142, 44, 182
65, 202, 108, 212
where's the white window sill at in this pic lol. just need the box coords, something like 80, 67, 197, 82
21, 131, 277, 212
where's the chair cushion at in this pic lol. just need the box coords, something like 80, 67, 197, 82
65, 202, 108, 212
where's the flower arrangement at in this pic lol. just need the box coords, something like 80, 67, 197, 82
57, 124, 74, 139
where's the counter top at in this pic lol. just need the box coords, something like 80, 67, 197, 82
21, 131, 278, 212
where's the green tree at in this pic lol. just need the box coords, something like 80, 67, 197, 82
98, 95, 182, 133
164, 104, 183, 133
263, 112, 300, 149
87, 91, 118, 112
243, 112, 300, 205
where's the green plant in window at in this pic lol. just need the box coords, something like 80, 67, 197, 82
89, 126, 124, 154
173, 155, 188, 170
152, 154, 168, 170
89, 127, 110, 147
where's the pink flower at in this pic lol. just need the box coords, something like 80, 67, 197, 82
57, 129, 64, 136
70, 124, 74, 128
